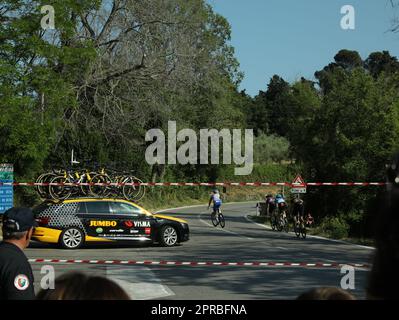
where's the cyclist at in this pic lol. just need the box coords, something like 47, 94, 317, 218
274, 193, 287, 222
265, 194, 276, 218
292, 198, 305, 224
208, 189, 222, 216
275, 194, 287, 214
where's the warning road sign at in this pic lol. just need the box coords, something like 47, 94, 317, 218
291, 174, 306, 194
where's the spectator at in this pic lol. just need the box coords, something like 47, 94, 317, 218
36, 272, 130, 300
367, 153, 399, 299
0, 207, 38, 300
297, 287, 356, 300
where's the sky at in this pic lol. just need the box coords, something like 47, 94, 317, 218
208, 0, 399, 96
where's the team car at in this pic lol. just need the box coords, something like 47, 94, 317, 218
32, 198, 189, 249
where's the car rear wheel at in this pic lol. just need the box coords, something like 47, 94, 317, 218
159, 225, 178, 247
59, 227, 84, 249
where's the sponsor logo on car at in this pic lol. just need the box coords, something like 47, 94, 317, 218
124, 221, 133, 228
109, 229, 124, 233
134, 221, 150, 227
96, 227, 103, 233
145, 227, 151, 235
130, 229, 139, 234
89, 220, 117, 227
124, 220, 151, 228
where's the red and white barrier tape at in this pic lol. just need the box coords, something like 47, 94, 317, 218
28, 258, 369, 269
0, 182, 387, 187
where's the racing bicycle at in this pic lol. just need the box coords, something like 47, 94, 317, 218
270, 211, 279, 231
277, 211, 290, 233
294, 215, 314, 239
274, 203, 289, 232
210, 207, 225, 228
294, 217, 307, 239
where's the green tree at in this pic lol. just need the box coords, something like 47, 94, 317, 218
365, 51, 399, 78
249, 75, 292, 137
301, 68, 399, 237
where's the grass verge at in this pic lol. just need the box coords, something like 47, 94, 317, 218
140, 186, 278, 212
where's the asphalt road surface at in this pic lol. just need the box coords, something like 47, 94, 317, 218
26, 202, 374, 300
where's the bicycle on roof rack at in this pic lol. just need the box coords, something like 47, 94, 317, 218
35, 161, 146, 202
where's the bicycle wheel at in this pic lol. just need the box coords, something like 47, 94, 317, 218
277, 220, 283, 232
277, 214, 284, 232
79, 172, 96, 196
218, 212, 225, 228
35, 173, 47, 198
284, 217, 289, 233
294, 223, 301, 238
128, 176, 146, 202
49, 176, 72, 200
211, 212, 219, 227
122, 176, 137, 201
271, 215, 276, 231
36, 172, 56, 199
89, 174, 112, 197
301, 226, 307, 239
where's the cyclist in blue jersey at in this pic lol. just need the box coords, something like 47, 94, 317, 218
275, 193, 288, 216
208, 189, 222, 216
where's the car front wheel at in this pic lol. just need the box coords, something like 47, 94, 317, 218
159, 225, 179, 247
59, 227, 84, 249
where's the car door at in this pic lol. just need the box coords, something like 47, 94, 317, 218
77, 201, 115, 239
109, 201, 154, 241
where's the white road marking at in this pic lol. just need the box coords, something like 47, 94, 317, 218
106, 266, 174, 300
160, 202, 374, 251
154, 201, 258, 214
244, 215, 375, 251
305, 234, 375, 250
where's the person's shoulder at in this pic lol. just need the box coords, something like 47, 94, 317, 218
0, 242, 19, 251
0, 243, 26, 260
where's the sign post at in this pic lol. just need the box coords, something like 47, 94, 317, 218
0, 164, 13, 214
291, 174, 306, 194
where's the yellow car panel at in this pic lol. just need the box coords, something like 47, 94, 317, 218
32, 227, 61, 244
85, 235, 114, 242
153, 214, 187, 224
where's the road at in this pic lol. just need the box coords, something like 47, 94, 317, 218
26, 202, 374, 300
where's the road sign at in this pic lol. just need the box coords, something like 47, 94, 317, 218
0, 164, 13, 214
291, 187, 307, 194
291, 174, 306, 194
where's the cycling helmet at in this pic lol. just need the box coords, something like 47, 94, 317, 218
275, 194, 283, 199
212, 189, 219, 194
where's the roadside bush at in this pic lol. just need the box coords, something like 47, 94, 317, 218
343, 211, 364, 237
319, 216, 350, 239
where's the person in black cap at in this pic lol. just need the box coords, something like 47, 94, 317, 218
0, 207, 38, 300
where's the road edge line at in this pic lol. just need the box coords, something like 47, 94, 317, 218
244, 215, 375, 250
154, 201, 258, 214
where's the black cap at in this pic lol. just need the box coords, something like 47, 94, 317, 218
2, 207, 38, 232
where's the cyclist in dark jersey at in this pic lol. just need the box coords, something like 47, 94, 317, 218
265, 194, 276, 217
292, 198, 305, 224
